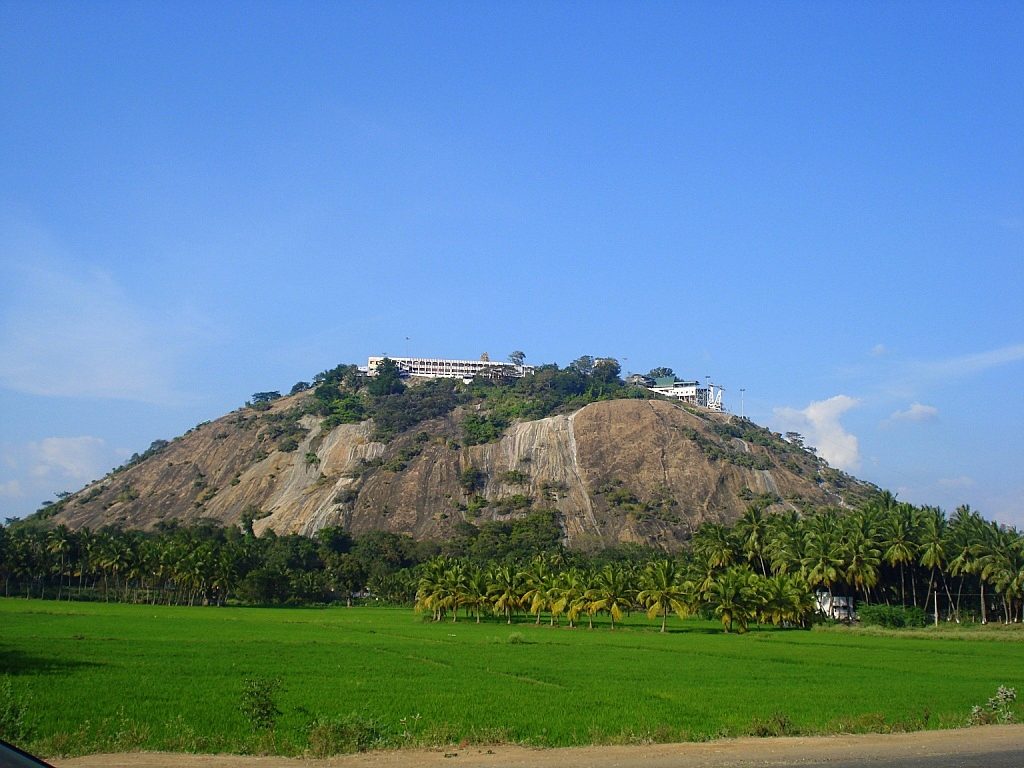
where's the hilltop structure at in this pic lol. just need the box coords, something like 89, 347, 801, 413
628, 374, 724, 411
371, 355, 724, 411
367, 354, 533, 381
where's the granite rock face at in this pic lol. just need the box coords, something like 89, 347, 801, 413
51, 395, 873, 548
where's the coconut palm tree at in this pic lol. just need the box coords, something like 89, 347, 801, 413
707, 566, 756, 633
46, 525, 72, 601
979, 525, 1024, 623
586, 564, 633, 630
487, 563, 524, 624
415, 558, 450, 621
764, 510, 804, 575
735, 504, 771, 576
801, 511, 845, 611
881, 502, 918, 607
843, 512, 882, 606
635, 559, 693, 632
520, 556, 555, 625
551, 568, 588, 628
947, 505, 983, 622
692, 523, 738, 571
757, 572, 815, 628
917, 507, 949, 622
463, 566, 491, 623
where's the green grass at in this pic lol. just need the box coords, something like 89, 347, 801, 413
1, 598, 1022, 757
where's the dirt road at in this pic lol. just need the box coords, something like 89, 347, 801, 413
54, 725, 1024, 768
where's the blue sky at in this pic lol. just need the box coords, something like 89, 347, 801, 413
1, 2, 1022, 525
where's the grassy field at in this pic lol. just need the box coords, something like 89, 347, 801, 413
2, 598, 1022, 757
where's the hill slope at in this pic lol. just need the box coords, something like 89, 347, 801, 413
46, 389, 877, 549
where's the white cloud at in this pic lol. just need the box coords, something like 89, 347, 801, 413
914, 344, 1024, 381
886, 402, 939, 424
0, 479, 23, 498
0, 227, 211, 403
870, 344, 888, 357
871, 343, 1024, 402
774, 394, 861, 472
29, 436, 109, 482
938, 475, 975, 489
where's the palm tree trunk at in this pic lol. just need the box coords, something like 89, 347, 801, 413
941, 576, 955, 623
661, 606, 667, 633
981, 582, 987, 624
923, 568, 935, 614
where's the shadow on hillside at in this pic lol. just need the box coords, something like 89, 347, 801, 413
0, 647, 103, 676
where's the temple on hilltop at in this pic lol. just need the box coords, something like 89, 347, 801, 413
367, 354, 534, 381
627, 374, 724, 411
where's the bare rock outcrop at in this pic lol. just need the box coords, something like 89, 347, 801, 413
50, 395, 874, 549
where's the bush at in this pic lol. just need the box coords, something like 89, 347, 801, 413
306, 714, 386, 756
857, 604, 927, 628
461, 413, 508, 445
498, 469, 530, 484
239, 677, 281, 732
0, 677, 30, 742
459, 467, 485, 492
968, 685, 1017, 726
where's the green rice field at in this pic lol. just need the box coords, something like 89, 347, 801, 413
2, 598, 1022, 757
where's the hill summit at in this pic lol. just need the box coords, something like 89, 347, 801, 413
44, 361, 877, 549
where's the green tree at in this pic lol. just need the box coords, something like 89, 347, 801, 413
801, 511, 844, 610
735, 504, 770, 576
636, 559, 693, 632
367, 357, 405, 397
881, 501, 919, 607
587, 564, 633, 629
708, 566, 757, 633
487, 564, 524, 624
842, 511, 882, 605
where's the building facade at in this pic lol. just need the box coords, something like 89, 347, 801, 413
645, 376, 724, 411
367, 355, 533, 380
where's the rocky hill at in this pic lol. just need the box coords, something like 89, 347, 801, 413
45, 384, 877, 550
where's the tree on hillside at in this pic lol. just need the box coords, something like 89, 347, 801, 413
647, 367, 674, 379
508, 351, 526, 367
367, 358, 405, 397
591, 358, 621, 385
569, 355, 594, 376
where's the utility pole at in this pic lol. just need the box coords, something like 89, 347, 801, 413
740, 388, 746, 418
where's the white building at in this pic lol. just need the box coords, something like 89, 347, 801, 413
646, 376, 723, 411
367, 355, 533, 381
816, 591, 856, 621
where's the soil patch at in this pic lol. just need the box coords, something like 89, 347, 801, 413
54, 725, 1024, 768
